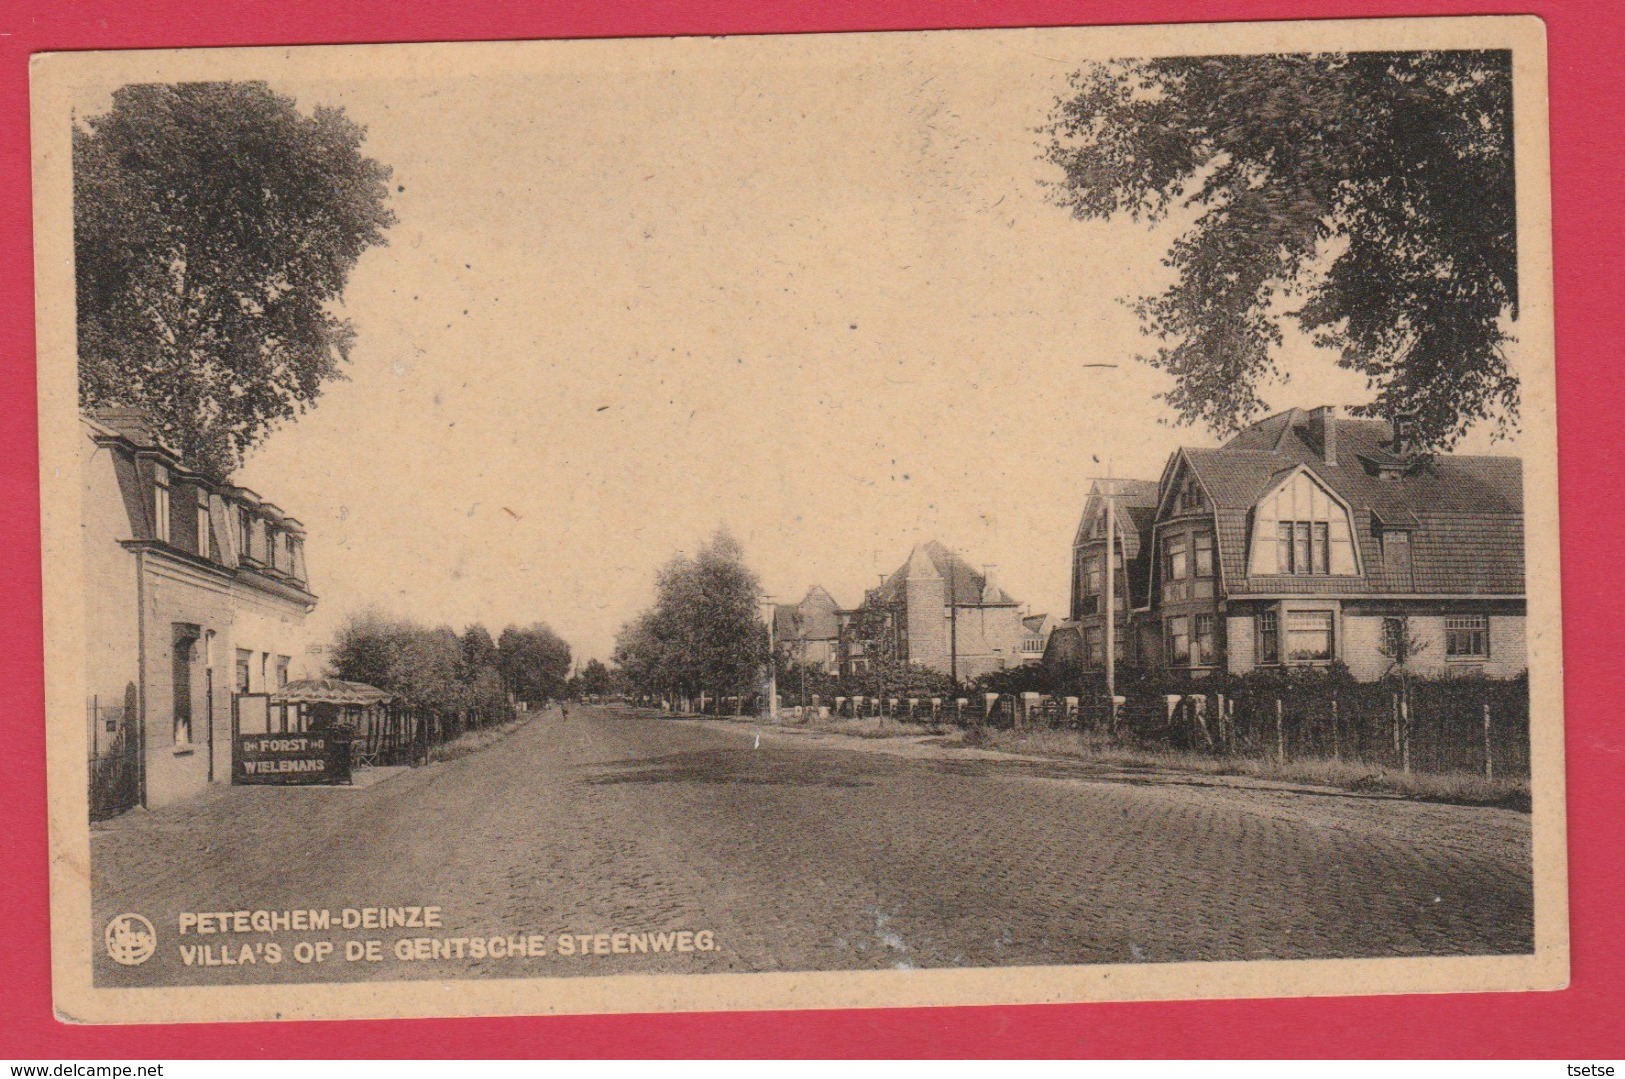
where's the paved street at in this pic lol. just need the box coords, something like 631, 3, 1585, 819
92, 704, 1534, 986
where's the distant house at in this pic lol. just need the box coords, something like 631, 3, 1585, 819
1019, 613, 1056, 666
83, 408, 319, 811
774, 585, 843, 675
1059, 478, 1160, 674
839, 541, 1027, 682
1138, 406, 1524, 679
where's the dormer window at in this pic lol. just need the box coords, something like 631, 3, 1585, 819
1248, 470, 1358, 576
1178, 479, 1204, 514
1382, 528, 1413, 574
152, 465, 171, 544
195, 489, 210, 556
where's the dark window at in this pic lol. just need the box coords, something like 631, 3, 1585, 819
1382, 617, 1406, 657
195, 489, 211, 557
1165, 534, 1188, 581
1166, 615, 1191, 666
1194, 613, 1217, 666
153, 466, 171, 544
1258, 611, 1279, 665
1084, 627, 1103, 669
1446, 615, 1489, 658
1193, 531, 1215, 578
172, 625, 199, 745
1275, 521, 1331, 576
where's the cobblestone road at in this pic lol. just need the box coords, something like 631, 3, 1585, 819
91, 704, 1533, 987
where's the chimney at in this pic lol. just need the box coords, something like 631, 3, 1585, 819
1310, 405, 1338, 466
981, 564, 1000, 604
1389, 406, 1419, 460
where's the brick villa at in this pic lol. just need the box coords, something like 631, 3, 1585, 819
1049, 406, 1526, 681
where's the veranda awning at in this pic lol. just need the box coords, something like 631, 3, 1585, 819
268, 678, 393, 706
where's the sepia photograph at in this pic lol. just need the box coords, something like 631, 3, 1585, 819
31, 15, 1565, 1025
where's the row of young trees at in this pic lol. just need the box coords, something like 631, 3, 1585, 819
330, 610, 572, 714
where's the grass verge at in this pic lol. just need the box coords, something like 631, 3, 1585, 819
950, 727, 1530, 810
425, 715, 532, 765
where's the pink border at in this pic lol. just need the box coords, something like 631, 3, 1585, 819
2, 0, 1620, 1058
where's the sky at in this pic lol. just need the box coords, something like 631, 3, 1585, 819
154, 32, 1526, 665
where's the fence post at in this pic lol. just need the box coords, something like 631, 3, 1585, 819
1330, 696, 1340, 762
1400, 693, 1412, 775
1483, 701, 1494, 780
1275, 698, 1285, 762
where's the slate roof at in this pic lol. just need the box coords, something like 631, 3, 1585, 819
870, 540, 1019, 608
1176, 409, 1524, 597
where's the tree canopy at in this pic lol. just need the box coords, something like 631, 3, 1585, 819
612, 528, 769, 699
497, 624, 573, 706
1043, 51, 1517, 451
75, 81, 395, 478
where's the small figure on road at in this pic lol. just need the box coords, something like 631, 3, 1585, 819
560, 700, 570, 721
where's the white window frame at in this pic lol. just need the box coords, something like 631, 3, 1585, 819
1445, 615, 1490, 660
152, 465, 170, 544
196, 489, 210, 556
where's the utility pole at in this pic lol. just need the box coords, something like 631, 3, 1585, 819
1103, 476, 1116, 704
762, 594, 779, 721
1088, 471, 1133, 713
948, 553, 959, 684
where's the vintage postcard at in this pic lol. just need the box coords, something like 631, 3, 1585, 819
32, 15, 1566, 1025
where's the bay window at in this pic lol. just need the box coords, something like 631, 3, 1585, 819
1166, 615, 1191, 666
1194, 613, 1217, 666
1286, 610, 1335, 662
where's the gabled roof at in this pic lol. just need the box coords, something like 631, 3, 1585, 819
1171, 409, 1524, 596
1073, 478, 1160, 553
776, 585, 842, 641
871, 540, 1019, 608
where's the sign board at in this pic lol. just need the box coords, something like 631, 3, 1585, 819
234, 732, 351, 786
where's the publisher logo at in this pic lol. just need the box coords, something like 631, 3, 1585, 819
105, 913, 156, 966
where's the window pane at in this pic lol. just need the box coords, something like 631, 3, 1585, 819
1276, 523, 1292, 574
1194, 532, 1214, 578
1167, 616, 1190, 664
1313, 522, 1329, 574
1294, 523, 1311, 577
1446, 615, 1489, 657
1258, 611, 1279, 664
1195, 613, 1216, 665
1286, 610, 1334, 661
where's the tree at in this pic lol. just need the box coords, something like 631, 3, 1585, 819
330, 611, 471, 712
1043, 51, 1517, 451
75, 81, 396, 478
574, 659, 614, 699
460, 624, 500, 674
612, 527, 769, 700
498, 624, 572, 706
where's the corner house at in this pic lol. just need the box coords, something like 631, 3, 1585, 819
83, 407, 318, 812
1055, 406, 1526, 681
